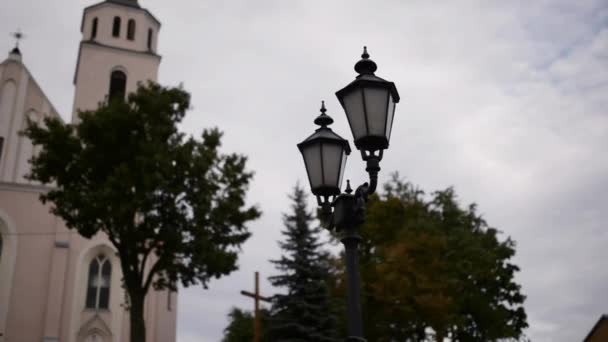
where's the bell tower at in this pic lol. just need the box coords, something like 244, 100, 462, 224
71, 0, 161, 123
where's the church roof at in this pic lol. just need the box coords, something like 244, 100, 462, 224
106, 0, 140, 9
0, 48, 64, 124
81, 0, 161, 32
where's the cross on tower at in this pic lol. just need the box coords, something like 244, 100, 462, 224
240, 271, 271, 342
10, 29, 25, 48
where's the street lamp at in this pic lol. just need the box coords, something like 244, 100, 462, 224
297, 101, 352, 204
298, 47, 400, 342
336, 46, 400, 155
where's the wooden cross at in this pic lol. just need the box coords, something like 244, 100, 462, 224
240, 271, 271, 342
10, 29, 25, 48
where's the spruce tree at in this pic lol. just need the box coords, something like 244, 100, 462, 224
268, 184, 339, 341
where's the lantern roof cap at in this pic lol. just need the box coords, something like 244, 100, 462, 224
345, 180, 353, 194
336, 75, 401, 103
298, 102, 351, 155
299, 128, 349, 147
354, 46, 377, 75
336, 47, 401, 103
314, 101, 334, 127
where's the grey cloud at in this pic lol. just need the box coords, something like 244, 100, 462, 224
1, 0, 606, 341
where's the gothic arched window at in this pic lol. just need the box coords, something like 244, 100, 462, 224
108, 70, 127, 101
127, 19, 136, 41
112, 17, 121, 38
85, 255, 112, 309
147, 29, 153, 50
91, 18, 98, 39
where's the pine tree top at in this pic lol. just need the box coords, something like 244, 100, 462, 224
268, 184, 340, 341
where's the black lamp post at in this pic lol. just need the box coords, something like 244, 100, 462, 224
298, 47, 400, 341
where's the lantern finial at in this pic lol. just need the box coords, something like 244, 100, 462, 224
314, 100, 334, 127
345, 180, 353, 194
354, 46, 377, 75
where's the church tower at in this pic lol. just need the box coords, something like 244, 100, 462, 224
72, 0, 161, 123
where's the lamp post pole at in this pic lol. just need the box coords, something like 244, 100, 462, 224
343, 231, 363, 340
334, 180, 365, 340
341, 196, 364, 341
333, 157, 380, 341
298, 47, 399, 342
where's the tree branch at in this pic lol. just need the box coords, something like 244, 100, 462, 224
143, 255, 164, 292
139, 244, 154, 285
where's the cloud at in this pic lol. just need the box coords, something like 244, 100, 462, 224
1, 0, 606, 341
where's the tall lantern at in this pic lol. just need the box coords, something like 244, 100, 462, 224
336, 47, 400, 153
298, 101, 351, 199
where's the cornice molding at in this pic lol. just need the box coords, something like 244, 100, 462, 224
81, 41, 162, 59
73, 41, 162, 84
0, 180, 54, 194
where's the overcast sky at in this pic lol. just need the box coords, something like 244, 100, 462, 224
1, 0, 607, 341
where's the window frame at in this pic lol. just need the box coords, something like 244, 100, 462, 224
127, 19, 136, 41
112, 16, 121, 38
0, 136, 4, 165
85, 254, 112, 310
147, 29, 153, 50
91, 17, 98, 40
108, 70, 127, 101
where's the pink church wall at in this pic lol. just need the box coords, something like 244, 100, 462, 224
0, 182, 177, 342
0, 185, 59, 342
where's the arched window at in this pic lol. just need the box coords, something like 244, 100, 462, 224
127, 19, 136, 41
0, 81, 17, 140
147, 29, 153, 50
0, 136, 5, 165
91, 18, 98, 39
108, 70, 127, 101
112, 17, 121, 38
85, 255, 111, 309
16, 111, 38, 182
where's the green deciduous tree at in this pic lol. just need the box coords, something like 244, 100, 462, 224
268, 184, 340, 341
334, 174, 528, 341
222, 307, 270, 342
23, 83, 260, 342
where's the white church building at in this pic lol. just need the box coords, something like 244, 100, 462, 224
0, 0, 177, 341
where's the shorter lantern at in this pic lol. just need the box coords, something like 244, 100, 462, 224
298, 101, 352, 198
335, 47, 400, 153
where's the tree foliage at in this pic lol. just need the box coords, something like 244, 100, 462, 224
336, 174, 528, 341
222, 307, 270, 342
268, 184, 340, 341
23, 83, 260, 342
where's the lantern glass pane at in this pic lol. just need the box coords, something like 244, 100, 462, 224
386, 94, 396, 142
321, 142, 343, 189
342, 89, 367, 140
302, 144, 323, 191
363, 87, 389, 137
338, 149, 347, 189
